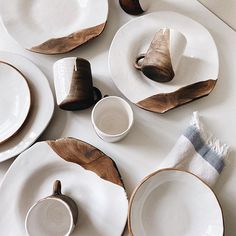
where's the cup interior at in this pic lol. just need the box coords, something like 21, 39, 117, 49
26, 198, 73, 236
92, 97, 133, 136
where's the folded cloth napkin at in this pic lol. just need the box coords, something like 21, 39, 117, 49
159, 112, 230, 187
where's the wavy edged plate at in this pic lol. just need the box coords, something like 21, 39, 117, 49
0, 51, 54, 162
0, 138, 128, 236
0, 0, 108, 54
0, 61, 31, 143
109, 11, 219, 113
129, 169, 224, 236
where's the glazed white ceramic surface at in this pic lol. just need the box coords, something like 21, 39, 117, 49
168, 29, 187, 72
109, 11, 219, 103
0, 141, 128, 236
26, 198, 74, 236
0, 52, 54, 162
198, 0, 236, 31
91, 96, 134, 143
0, 62, 31, 143
53, 57, 78, 106
0, 0, 108, 52
129, 169, 224, 236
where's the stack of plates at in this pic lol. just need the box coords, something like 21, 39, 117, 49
0, 52, 54, 162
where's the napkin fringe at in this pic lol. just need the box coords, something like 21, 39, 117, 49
191, 112, 230, 160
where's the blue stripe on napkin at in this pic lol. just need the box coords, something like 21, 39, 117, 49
184, 126, 224, 174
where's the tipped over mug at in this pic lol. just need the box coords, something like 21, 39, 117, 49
54, 57, 102, 110
135, 28, 187, 82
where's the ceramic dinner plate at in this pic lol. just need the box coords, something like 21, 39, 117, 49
0, 51, 54, 162
0, 138, 128, 236
0, 0, 108, 54
0, 62, 31, 143
109, 11, 219, 113
129, 169, 224, 236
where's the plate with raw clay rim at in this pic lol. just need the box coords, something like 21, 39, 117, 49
128, 169, 224, 236
0, 61, 31, 143
0, 0, 108, 54
0, 138, 128, 236
0, 51, 54, 162
109, 11, 219, 113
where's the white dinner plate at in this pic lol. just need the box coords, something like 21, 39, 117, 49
109, 11, 219, 113
0, 51, 54, 162
129, 169, 224, 236
0, 139, 128, 236
0, 0, 108, 54
0, 62, 31, 143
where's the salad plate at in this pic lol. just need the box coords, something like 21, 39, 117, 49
109, 11, 219, 113
129, 169, 224, 236
0, 51, 54, 162
0, 138, 128, 236
0, 62, 31, 143
0, 0, 108, 54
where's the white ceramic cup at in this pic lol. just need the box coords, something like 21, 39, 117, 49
91, 96, 134, 143
25, 180, 78, 236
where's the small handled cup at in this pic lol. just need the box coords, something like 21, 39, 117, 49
135, 28, 187, 83
25, 180, 78, 236
54, 57, 102, 110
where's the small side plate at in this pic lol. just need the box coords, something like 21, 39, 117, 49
0, 62, 31, 143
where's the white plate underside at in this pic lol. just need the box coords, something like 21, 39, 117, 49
0, 0, 108, 49
109, 11, 219, 103
130, 170, 223, 236
0, 62, 30, 143
0, 52, 54, 162
0, 142, 128, 236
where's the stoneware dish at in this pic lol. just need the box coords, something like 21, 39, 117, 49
0, 61, 31, 143
54, 57, 102, 110
119, 0, 148, 15
25, 180, 78, 236
0, 0, 108, 54
109, 11, 219, 113
0, 51, 54, 162
0, 138, 128, 236
129, 169, 224, 236
91, 96, 134, 143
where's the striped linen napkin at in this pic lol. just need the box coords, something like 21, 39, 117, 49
159, 112, 230, 187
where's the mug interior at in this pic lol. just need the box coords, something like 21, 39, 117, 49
92, 97, 133, 136
25, 198, 73, 236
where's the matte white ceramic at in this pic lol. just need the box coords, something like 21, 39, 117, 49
198, 0, 236, 31
0, 52, 54, 162
109, 11, 219, 113
0, 62, 31, 143
129, 169, 224, 236
0, 141, 128, 236
91, 96, 134, 143
26, 198, 74, 236
0, 0, 108, 54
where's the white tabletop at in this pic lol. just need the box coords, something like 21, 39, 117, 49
0, 0, 235, 235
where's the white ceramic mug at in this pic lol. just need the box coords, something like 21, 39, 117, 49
25, 180, 78, 236
91, 96, 134, 143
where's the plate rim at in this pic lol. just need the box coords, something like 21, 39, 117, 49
108, 11, 219, 113
0, 51, 54, 162
0, 0, 109, 54
0, 61, 31, 144
128, 168, 224, 236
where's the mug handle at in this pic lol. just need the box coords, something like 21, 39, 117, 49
93, 87, 102, 104
135, 53, 146, 70
53, 180, 62, 196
